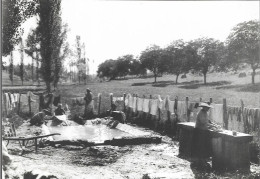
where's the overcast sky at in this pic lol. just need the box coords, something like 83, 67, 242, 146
3, 1, 259, 75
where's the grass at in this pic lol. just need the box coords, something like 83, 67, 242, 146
56, 72, 260, 108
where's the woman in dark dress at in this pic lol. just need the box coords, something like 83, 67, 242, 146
192, 102, 214, 164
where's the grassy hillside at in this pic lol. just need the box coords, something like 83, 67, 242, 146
2, 70, 40, 86
59, 72, 260, 110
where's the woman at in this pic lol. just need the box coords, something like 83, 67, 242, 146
192, 102, 214, 164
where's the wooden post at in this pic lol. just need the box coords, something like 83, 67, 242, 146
223, 98, 228, 129
17, 93, 21, 115
135, 94, 138, 117
186, 97, 189, 122
35, 138, 38, 152
240, 99, 245, 132
174, 96, 178, 114
110, 93, 113, 109
98, 93, 101, 115
123, 93, 126, 113
50, 93, 54, 115
28, 95, 31, 116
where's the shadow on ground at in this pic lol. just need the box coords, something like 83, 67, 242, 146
216, 82, 260, 93
131, 80, 201, 87
178, 81, 232, 89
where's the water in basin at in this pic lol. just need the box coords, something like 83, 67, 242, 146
48, 125, 133, 143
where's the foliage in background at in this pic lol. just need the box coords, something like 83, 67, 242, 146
189, 38, 224, 84
38, 0, 63, 92
226, 20, 260, 84
19, 38, 25, 85
163, 40, 198, 84
139, 45, 164, 83
9, 52, 14, 85
2, 0, 37, 56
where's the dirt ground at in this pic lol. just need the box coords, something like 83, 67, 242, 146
3, 120, 260, 179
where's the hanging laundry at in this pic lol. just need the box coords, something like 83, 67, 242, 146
142, 99, 150, 113
2, 93, 7, 116
137, 97, 144, 111
227, 106, 244, 133
5, 93, 11, 112
13, 93, 19, 103
177, 101, 187, 122
188, 102, 199, 122
168, 99, 175, 113
7, 93, 13, 111
209, 103, 224, 125
254, 108, 260, 131
9, 93, 16, 108
124, 94, 131, 107
20, 94, 29, 114
28, 92, 40, 114
150, 99, 158, 116
158, 95, 166, 111
128, 95, 133, 108
132, 97, 137, 112
113, 97, 124, 102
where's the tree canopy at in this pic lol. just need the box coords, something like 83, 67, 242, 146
139, 45, 164, 83
190, 38, 224, 84
2, 0, 37, 56
226, 20, 260, 84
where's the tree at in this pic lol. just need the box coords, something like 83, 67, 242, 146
115, 55, 133, 78
38, 0, 62, 92
19, 38, 25, 85
2, 0, 37, 56
53, 24, 69, 89
129, 59, 146, 76
25, 28, 41, 84
226, 20, 260, 84
163, 40, 197, 84
9, 52, 14, 85
139, 45, 164, 83
97, 59, 117, 80
190, 38, 224, 84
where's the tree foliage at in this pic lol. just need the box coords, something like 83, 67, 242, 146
139, 45, 164, 83
9, 52, 14, 85
226, 20, 260, 84
97, 59, 117, 80
19, 38, 25, 85
163, 40, 197, 83
2, 0, 38, 56
190, 38, 224, 84
38, 0, 63, 92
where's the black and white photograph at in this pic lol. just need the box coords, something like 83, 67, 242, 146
1, 0, 260, 178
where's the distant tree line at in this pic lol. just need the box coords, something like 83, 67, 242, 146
97, 20, 260, 84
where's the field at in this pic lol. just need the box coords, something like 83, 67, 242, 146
59, 72, 260, 109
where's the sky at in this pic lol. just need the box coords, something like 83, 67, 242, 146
3, 1, 259, 75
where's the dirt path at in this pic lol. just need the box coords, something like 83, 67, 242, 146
4, 122, 260, 179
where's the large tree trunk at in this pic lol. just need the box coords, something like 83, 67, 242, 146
252, 68, 256, 84
36, 52, 39, 86
154, 73, 157, 83
31, 59, 34, 83
175, 74, 179, 84
203, 73, 207, 85
46, 82, 51, 93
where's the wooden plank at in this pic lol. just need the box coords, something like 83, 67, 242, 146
3, 133, 61, 141
223, 98, 228, 129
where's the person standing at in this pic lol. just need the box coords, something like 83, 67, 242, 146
84, 88, 94, 119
